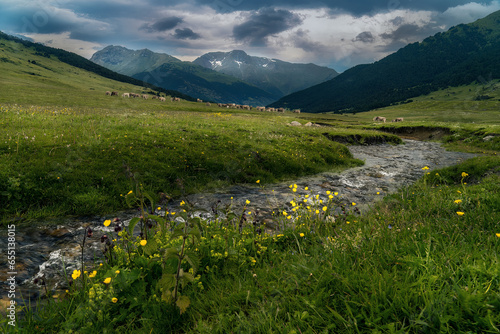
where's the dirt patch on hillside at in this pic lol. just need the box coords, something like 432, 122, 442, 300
375, 126, 452, 141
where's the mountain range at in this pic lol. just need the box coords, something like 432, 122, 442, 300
90, 47, 337, 105
192, 50, 338, 97
270, 10, 500, 113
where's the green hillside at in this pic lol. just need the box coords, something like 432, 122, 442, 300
270, 10, 500, 113
0, 31, 193, 105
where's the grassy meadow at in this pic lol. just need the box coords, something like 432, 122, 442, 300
1, 36, 500, 333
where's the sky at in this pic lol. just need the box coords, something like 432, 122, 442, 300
1, 0, 500, 72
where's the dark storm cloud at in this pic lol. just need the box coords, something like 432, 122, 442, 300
173, 28, 201, 40
381, 24, 427, 42
390, 16, 405, 26
354, 31, 375, 43
0, 6, 78, 34
292, 29, 326, 52
140, 17, 184, 33
232, 8, 303, 46
204, 0, 478, 15
379, 23, 441, 50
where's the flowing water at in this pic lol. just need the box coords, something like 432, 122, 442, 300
0, 139, 477, 308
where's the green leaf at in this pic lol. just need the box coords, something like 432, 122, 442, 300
164, 247, 180, 261
157, 273, 176, 292
184, 251, 200, 274
128, 217, 140, 235
143, 238, 158, 256
176, 295, 190, 314
179, 272, 194, 288
187, 226, 201, 241
161, 289, 174, 304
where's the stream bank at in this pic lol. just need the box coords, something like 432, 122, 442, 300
0, 139, 477, 308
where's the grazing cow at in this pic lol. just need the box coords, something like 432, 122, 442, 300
152, 95, 159, 100
267, 108, 275, 112
206, 102, 211, 106
392, 117, 404, 122
373, 116, 386, 122
105, 91, 111, 96
277, 108, 285, 113
256, 107, 266, 111
122, 93, 130, 98
111, 91, 118, 96
293, 109, 301, 113
159, 97, 166, 102
142, 94, 149, 99
197, 99, 203, 103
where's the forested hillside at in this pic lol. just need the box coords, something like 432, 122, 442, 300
270, 10, 500, 113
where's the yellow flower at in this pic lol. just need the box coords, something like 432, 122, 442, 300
246, 200, 250, 205
180, 200, 185, 206
496, 233, 500, 238
454, 199, 462, 204
329, 195, 333, 199
299, 233, 304, 237
456, 212, 465, 216
248, 211, 251, 215
283, 210, 288, 216
377, 192, 380, 195
103, 220, 111, 227
346, 221, 350, 224
112, 297, 118, 303
71, 270, 81, 280
305, 187, 308, 190
352, 202, 356, 206
322, 206, 327, 211
256, 180, 260, 183
115, 270, 120, 274
292, 188, 297, 192
140, 240, 147, 246
103, 277, 112, 284
326, 191, 331, 195
334, 192, 338, 196
89, 271, 97, 278
305, 195, 309, 198
422, 166, 429, 170
461, 172, 468, 178
157, 207, 161, 211
127, 190, 133, 195
315, 210, 319, 214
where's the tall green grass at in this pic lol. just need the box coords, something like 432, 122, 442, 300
1, 104, 403, 219
7, 156, 499, 333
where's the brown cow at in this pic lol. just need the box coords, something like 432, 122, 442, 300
392, 118, 404, 122
105, 91, 111, 96
111, 91, 118, 96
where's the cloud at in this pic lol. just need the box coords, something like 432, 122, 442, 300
172, 28, 201, 39
232, 8, 303, 46
440, 1, 500, 26
140, 17, 184, 32
354, 31, 375, 43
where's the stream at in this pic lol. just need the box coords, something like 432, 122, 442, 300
0, 139, 477, 308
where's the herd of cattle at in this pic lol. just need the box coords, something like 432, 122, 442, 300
105, 91, 300, 113
373, 116, 404, 123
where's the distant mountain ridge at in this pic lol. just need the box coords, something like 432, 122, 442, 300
193, 50, 338, 96
91, 46, 277, 105
270, 10, 500, 113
